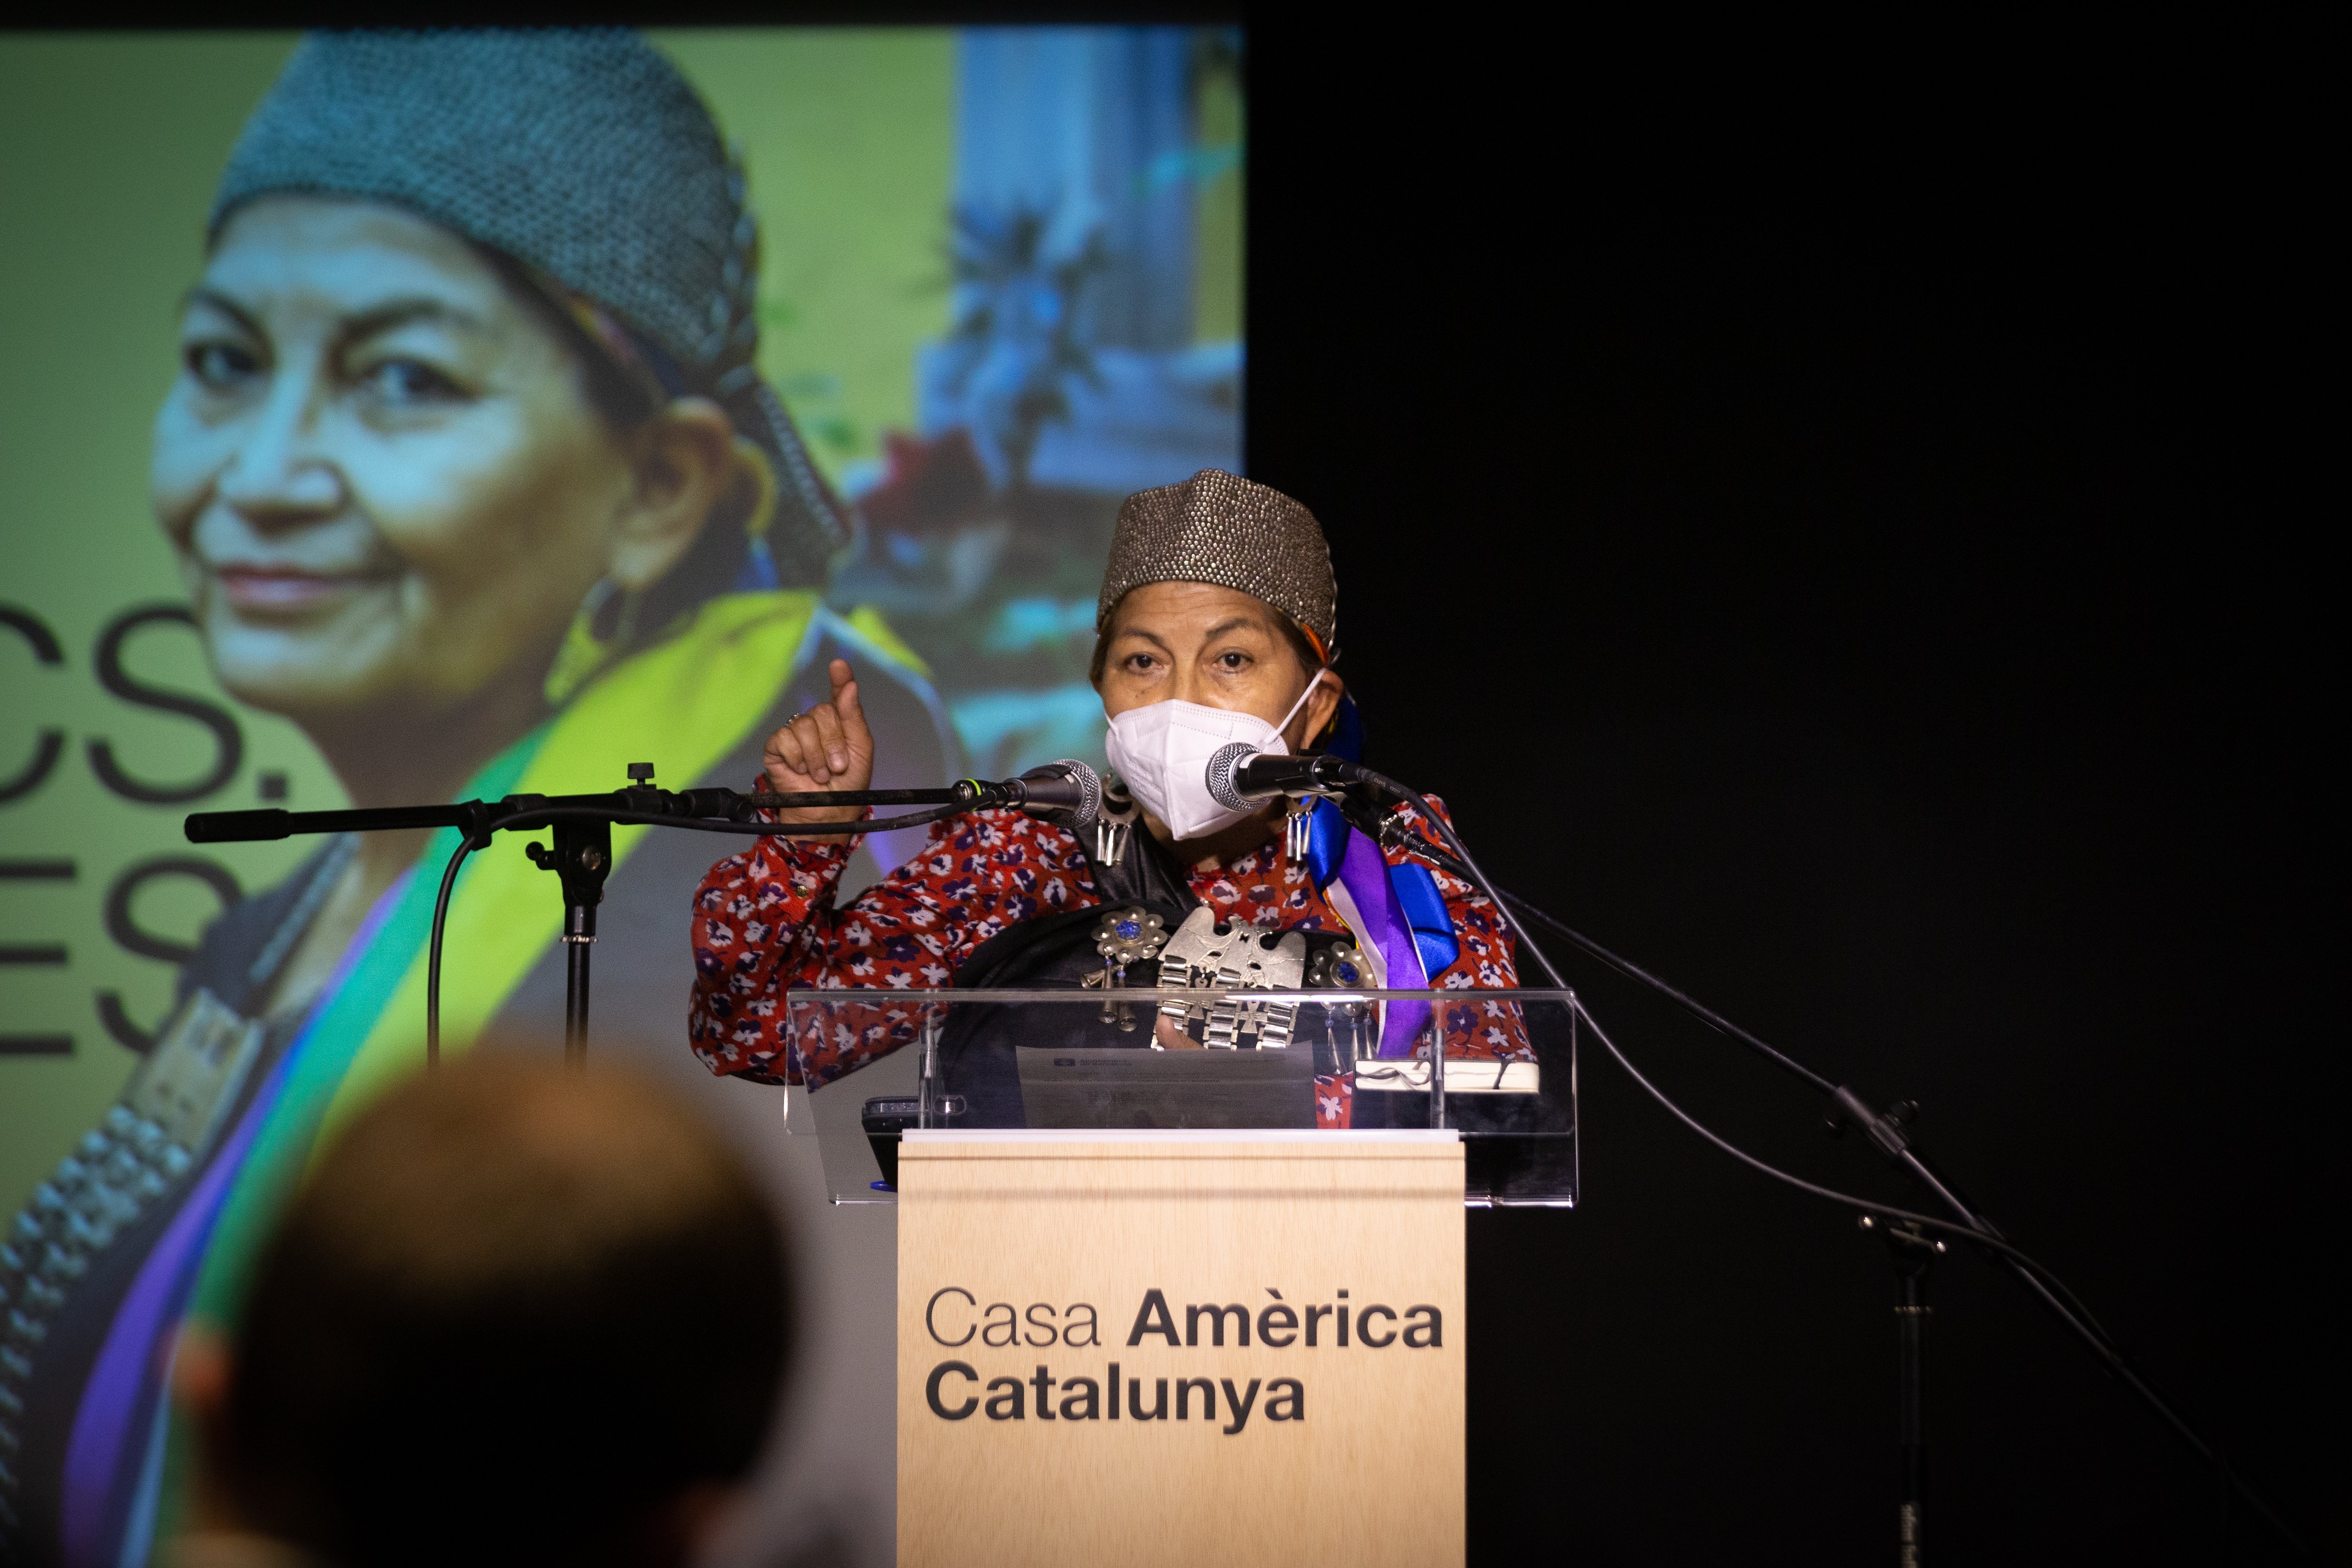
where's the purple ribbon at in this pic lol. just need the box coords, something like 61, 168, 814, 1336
62, 886, 399, 1567
1335, 824, 1431, 1059
60, 1039, 295, 1566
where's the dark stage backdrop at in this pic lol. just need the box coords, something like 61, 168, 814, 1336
1246, 19, 2332, 1568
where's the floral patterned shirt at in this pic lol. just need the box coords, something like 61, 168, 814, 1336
686, 797, 1520, 1112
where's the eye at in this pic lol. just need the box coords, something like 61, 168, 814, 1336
359, 357, 468, 407
185, 339, 263, 392
1214, 650, 1253, 672
1121, 652, 1161, 675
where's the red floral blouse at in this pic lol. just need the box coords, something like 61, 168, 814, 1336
687, 798, 1521, 1118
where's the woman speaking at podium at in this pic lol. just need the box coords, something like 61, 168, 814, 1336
688, 468, 1523, 1118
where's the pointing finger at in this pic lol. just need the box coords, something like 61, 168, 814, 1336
835, 676, 870, 756
826, 660, 870, 750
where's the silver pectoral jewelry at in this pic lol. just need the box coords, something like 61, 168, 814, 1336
1285, 795, 1313, 863
1095, 775, 1141, 867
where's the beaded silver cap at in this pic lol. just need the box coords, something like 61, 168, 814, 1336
1096, 469, 1337, 650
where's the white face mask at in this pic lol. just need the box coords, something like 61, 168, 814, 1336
1104, 672, 1328, 842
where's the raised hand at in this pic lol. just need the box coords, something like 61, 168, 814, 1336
760, 658, 874, 840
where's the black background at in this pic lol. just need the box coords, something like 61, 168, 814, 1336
1245, 16, 2335, 1567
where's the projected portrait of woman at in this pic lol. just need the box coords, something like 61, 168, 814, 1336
0, 32, 953, 1566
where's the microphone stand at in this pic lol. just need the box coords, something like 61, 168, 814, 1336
1491, 890, 2311, 1557
535, 809, 610, 1068
1872, 1210, 1937, 1567
185, 763, 998, 1066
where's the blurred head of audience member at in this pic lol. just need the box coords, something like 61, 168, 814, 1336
171, 1057, 791, 1568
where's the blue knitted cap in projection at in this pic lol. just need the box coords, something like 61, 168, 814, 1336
210, 29, 846, 580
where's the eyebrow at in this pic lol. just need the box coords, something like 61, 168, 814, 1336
180, 287, 490, 342
1201, 616, 1272, 642
1112, 627, 1175, 654
180, 286, 262, 336
1113, 615, 1273, 654
342, 298, 492, 340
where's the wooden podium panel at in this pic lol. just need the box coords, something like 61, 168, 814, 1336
897, 1130, 1465, 1568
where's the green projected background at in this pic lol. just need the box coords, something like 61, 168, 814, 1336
0, 29, 1245, 1221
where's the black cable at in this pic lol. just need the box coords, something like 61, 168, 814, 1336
424, 828, 476, 1068
1350, 770, 2307, 1557
1381, 821, 1829, 1088
493, 804, 970, 837
745, 787, 970, 809
1497, 893, 1836, 1094
1363, 777, 2019, 1256
1372, 821, 2126, 1345
1396, 820, 2136, 1337
1563, 1001, 2077, 1276
424, 801, 972, 1062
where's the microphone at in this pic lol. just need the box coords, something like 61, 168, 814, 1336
1204, 744, 1378, 810
992, 759, 1101, 829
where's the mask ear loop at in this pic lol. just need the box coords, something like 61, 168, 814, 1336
1273, 666, 1334, 861
1273, 666, 1334, 750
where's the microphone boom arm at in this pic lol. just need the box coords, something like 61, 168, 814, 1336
182, 761, 1103, 1067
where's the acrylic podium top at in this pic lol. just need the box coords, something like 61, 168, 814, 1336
786, 989, 1580, 1209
